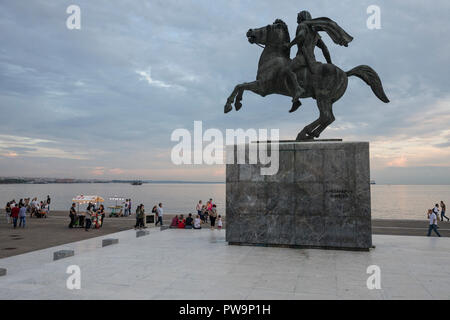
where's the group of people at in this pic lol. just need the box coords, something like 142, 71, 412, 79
427, 201, 447, 237
195, 199, 221, 229
68, 202, 105, 231
123, 199, 132, 217
4, 195, 51, 228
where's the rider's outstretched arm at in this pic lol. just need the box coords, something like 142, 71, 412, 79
317, 39, 332, 64
288, 27, 306, 49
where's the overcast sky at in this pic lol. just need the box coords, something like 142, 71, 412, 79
0, 0, 449, 184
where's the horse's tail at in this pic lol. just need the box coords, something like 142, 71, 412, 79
346, 65, 389, 103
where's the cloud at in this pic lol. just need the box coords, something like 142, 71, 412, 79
136, 68, 173, 88
0, 0, 449, 183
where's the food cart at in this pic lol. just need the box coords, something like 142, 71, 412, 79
72, 195, 105, 228
108, 196, 125, 217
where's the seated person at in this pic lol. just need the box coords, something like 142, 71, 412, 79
194, 215, 201, 229
185, 213, 193, 229
177, 214, 185, 228
170, 215, 179, 228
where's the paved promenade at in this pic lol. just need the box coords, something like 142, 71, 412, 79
0, 228, 449, 299
1, 210, 447, 258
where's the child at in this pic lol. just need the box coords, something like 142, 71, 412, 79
217, 215, 223, 230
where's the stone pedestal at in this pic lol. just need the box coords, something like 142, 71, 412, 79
226, 141, 372, 250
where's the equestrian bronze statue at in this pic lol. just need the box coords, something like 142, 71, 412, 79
224, 11, 389, 140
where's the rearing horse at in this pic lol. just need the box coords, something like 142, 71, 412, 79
224, 19, 389, 140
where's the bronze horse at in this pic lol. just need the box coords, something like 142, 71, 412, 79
224, 19, 389, 140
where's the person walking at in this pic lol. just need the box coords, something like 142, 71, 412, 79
432, 204, 440, 221
440, 201, 449, 222
10, 205, 19, 228
18, 205, 26, 228
155, 203, 163, 226
427, 209, 441, 237
69, 203, 76, 228
46, 195, 51, 212
135, 204, 145, 229
85, 207, 92, 231
209, 204, 217, 229
5, 202, 11, 224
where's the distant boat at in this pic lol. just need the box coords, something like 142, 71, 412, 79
370, 180, 376, 185
131, 180, 143, 185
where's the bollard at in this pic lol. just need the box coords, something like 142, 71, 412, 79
102, 238, 119, 247
0, 268, 6, 276
53, 249, 74, 261
136, 230, 150, 238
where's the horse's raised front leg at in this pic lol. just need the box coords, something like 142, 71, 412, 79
224, 81, 261, 113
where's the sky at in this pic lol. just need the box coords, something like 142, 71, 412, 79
0, 0, 449, 184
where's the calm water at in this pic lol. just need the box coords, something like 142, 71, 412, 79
0, 183, 448, 220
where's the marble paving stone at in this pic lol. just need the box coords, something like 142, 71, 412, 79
0, 231, 450, 299
226, 142, 371, 250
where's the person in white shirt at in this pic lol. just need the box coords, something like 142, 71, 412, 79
427, 209, 441, 237
155, 203, 163, 226
432, 204, 440, 221
194, 215, 201, 229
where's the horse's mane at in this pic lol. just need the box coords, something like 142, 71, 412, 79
273, 19, 290, 43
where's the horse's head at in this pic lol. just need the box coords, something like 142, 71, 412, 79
246, 19, 290, 47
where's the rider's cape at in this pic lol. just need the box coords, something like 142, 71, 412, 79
303, 17, 353, 47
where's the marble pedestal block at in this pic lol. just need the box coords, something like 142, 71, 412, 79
226, 141, 372, 250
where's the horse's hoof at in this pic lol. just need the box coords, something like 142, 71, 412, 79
296, 132, 314, 141
224, 104, 232, 114
289, 100, 301, 113
235, 101, 242, 111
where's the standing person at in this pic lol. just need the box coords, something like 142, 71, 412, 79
19, 205, 26, 228
440, 201, 449, 222
99, 204, 105, 227
10, 205, 19, 228
196, 200, 202, 216
432, 204, 440, 221
5, 202, 11, 224
123, 200, 129, 217
156, 203, 163, 226
85, 206, 92, 231
427, 209, 441, 237
202, 205, 208, 223
152, 205, 158, 225
135, 204, 145, 229
69, 203, 76, 228
129, 199, 132, 215
46, 195, 51, 212
209, 204, 217, 229
217, 215, 223, 230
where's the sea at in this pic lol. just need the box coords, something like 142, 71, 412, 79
0, 183, 448, 220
